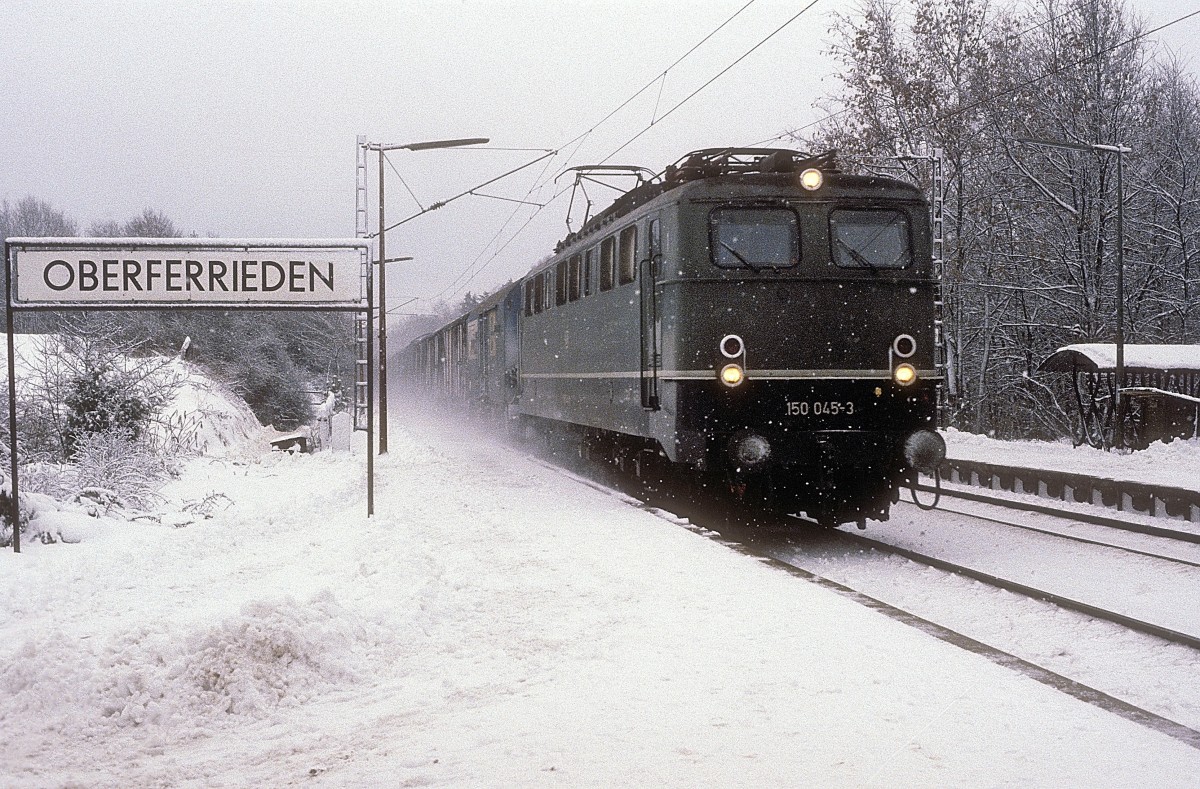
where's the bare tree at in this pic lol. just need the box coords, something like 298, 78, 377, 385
810, 0, 1195, 441
0, 196, 79, 239
120, 208, 180, 238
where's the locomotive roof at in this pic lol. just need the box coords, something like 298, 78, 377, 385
553, 147, 923, 254
412, 148, 926, 345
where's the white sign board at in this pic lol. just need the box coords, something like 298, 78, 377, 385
9, 239, 366, 307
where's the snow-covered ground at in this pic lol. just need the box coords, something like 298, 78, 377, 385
945, 427, 1200, 492
3, 389, 1200, 787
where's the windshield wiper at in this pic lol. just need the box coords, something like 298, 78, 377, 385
718, 240, 762, 272
834, 237, 879, 274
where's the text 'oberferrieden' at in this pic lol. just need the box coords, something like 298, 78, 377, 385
41, 258, 335, 294
10, 244, 366, 306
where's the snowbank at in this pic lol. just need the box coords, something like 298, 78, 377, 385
154, 358, 263, 457
945, 428, 1200, 492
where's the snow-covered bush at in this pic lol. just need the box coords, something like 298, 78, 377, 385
14, 326, 178, 463
62, 366, 157, 458
13, 431, 171, 514
69, 430, 175, 509
0, 325, 256, 546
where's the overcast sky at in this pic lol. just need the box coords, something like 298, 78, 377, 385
3, 0, 1198, 320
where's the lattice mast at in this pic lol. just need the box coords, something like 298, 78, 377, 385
354, 135, 370, 431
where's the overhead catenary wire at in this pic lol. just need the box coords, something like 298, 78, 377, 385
546, 0, 761, 170
425, 153, 563, 303
384, 152, 425, 212
422, 1, 787, 302
601, 0, 821, 165
370, 149, 558, 239
439, 2, 820, 302
386, 0, 756, 308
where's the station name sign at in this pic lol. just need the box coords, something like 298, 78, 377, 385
8, 239, 367, 308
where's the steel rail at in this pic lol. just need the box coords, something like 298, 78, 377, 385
897, 499, 1200, 569
835, 529, 1200, 652
916, 482, 1200, 545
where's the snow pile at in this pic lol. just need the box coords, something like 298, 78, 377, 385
153, 358, 263, 457
11, 491, 119, 545
1, 335, 264, 549
3, 589, 380, 741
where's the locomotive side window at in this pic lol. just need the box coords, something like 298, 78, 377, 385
618, 225, 637, 285
648, 218, 661, 277
568, 254, 582, 301
484, 307, 498, 358
555, 260, 568, 306
583, 248, 595, 296
830, 209, 912, 270
524, 280, 534, 316
710, 207, 799, 269
533, 272, 545, 313
600, 236, 616, 291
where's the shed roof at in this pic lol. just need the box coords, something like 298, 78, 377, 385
1040, 343, 1200, 373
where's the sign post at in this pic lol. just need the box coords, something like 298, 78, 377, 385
3, 238, 374, 552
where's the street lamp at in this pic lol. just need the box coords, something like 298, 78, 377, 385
361, 137, 489, 453
1016, 137, 1131, 449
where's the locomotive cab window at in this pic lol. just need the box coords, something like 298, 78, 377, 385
830, 208, 912, 270
710, 207, 799, 269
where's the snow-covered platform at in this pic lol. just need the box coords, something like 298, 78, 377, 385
2, 411, 1199, 787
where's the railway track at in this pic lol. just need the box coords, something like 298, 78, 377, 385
903, 494, 1200, 567
916, 480, 1200, 545
534, 455, 1200, 751
835, 520, 1200, 651
665, 500, 1200, 751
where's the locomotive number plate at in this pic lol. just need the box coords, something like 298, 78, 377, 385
785, 400, 856, 417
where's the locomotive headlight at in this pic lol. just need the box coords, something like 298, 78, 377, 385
799, 168, 823, 190
893, 363, 917, 386
720, 363, 746, 387
904, 430, 946, 474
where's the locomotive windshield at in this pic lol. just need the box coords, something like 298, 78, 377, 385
710, 207, 799, 269
830, 208, 912, 270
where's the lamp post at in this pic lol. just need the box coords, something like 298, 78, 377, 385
361, 137, 489, 453
1016, 137, 1131, 449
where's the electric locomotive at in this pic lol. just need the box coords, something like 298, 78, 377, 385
401, 148, 944, 527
